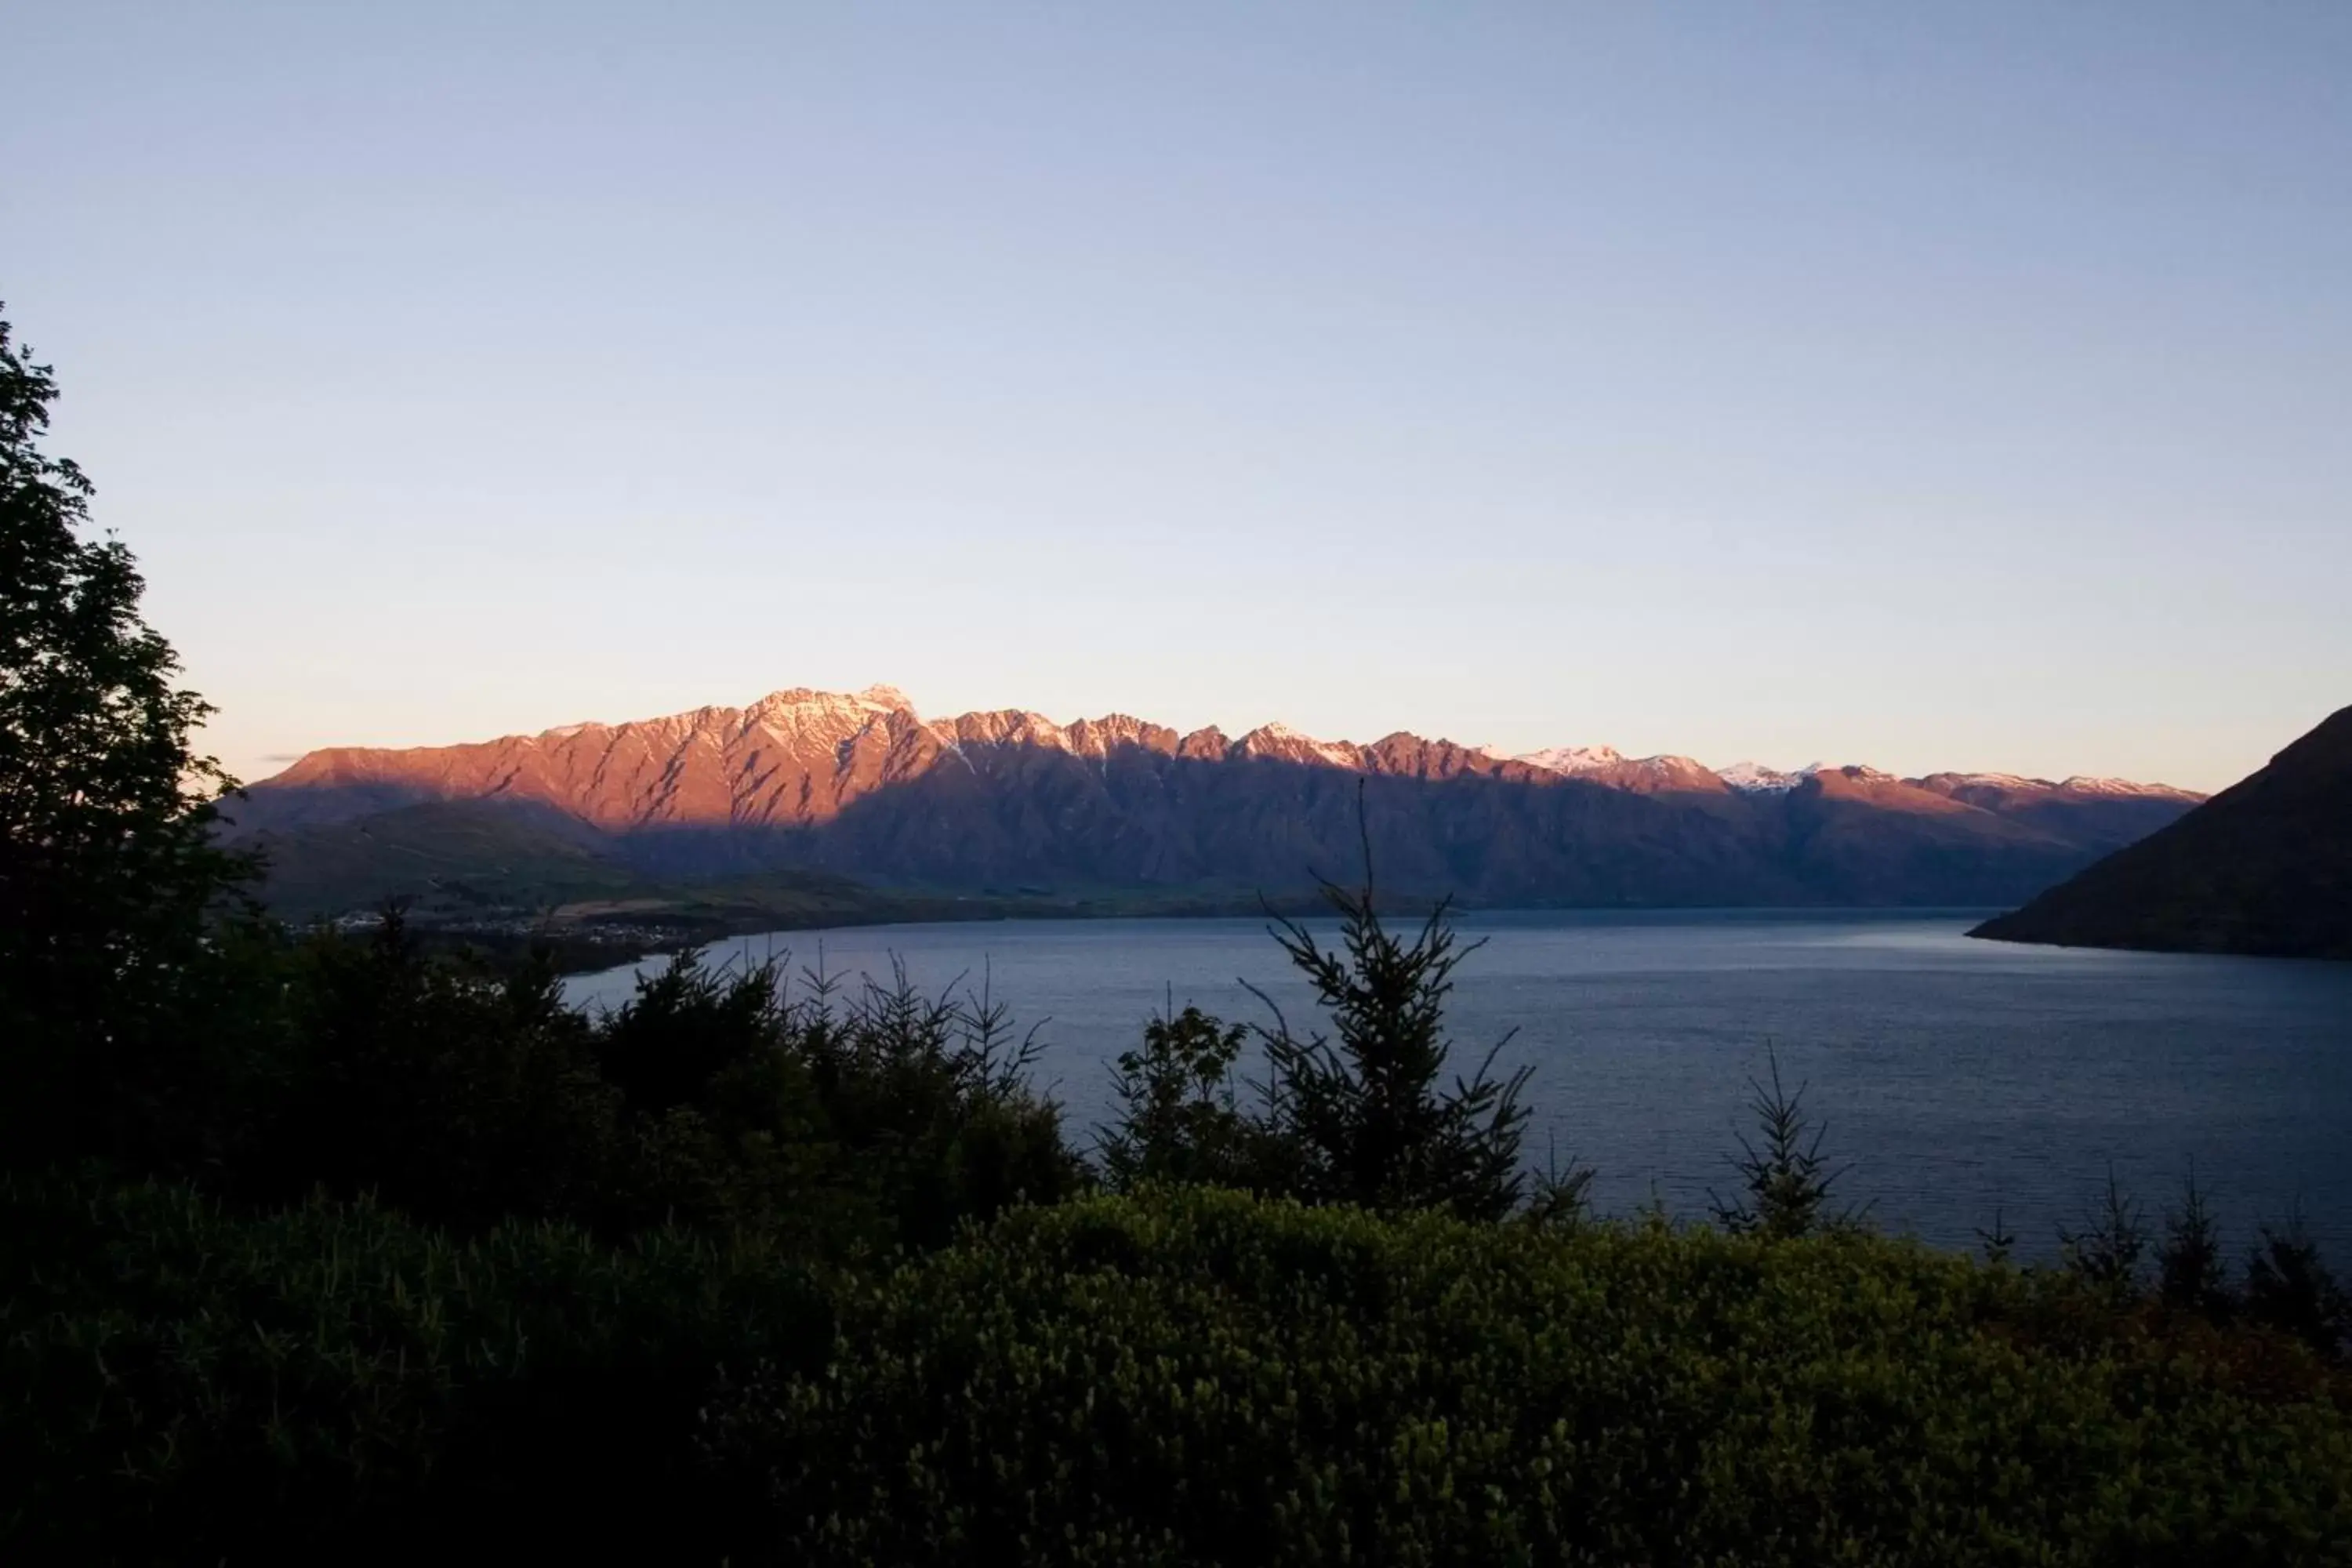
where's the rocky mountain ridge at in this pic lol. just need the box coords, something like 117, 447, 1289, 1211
228, 685, 2207, 912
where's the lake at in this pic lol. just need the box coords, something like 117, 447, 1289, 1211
565, 909, 2352, 1257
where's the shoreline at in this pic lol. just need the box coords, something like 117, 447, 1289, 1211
539, 900, 2016, 978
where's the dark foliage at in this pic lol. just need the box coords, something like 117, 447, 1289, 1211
216, 915, 1086, 1252
2244, 1210, 2352, 1361
2059, 1167, 2151, 1301
1975, 1207, 2019, 1265
1708, 1046, 1858, 1240
251, 909, 624, 1230
0, 308, 258, 1170
0, 1174, 829, 1563
2159, 1167, 2235, 1320
1243, 800, 1536, 1220
707, 1187, 2352, 1566
1097, 1000, 1265, 1192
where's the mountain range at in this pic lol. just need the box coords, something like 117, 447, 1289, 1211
1974, 704, 2350, 960
221, 685, 2204, 917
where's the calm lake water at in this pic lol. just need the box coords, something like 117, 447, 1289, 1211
566, 909, 2352, 1257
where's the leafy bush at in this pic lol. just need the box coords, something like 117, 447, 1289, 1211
172, 918, 1086, 1254
1249, 866, 1535, 1221
0, 1173, 829, 1563
2059, 1167, 2152, 1301
1097, 819, 1544, 1221
1708, 1046, 1859, 1240
709, 1186, 2352, 1566
1098, 1002, 1268, 1192
2158, 1167, 2234, 1319
779, 956, 1087, 1253
249, 913, 626, 1230
2245, 1211, 2352, 1361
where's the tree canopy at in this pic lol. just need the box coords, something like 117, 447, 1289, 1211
0, 306, 252, 1162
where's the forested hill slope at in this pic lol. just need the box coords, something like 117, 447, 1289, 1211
1973, 705, 2352, 960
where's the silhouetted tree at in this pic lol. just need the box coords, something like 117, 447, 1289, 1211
2243, 1210, 2349, 1361
1974, 1207, 2018, 1266
2158, 1165, 2234, 1320
2058, 1168, 2148, 1300
0, 305, 256, 1167
1099, 999, 1262, 1192
1246, 789, 1534, 1221
1709, 1046, 1857, 1240
259, 906, 622, 1229
1522, 1131, 1596, 1232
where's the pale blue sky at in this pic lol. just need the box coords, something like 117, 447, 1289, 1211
6, 2, 2347, 792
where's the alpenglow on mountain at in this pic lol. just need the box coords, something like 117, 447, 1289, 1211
225, 685, 2204, 913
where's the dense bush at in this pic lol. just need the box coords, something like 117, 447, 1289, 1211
1098, 842, 1547, 1221
0, 1173, 829, 1563
148, 913, 1087, 1254
1098, 1003, 1272, 1192
1249, 866, 1537, 1220
709, 1186, 2352, 1566
12, 1180, 2350, 1564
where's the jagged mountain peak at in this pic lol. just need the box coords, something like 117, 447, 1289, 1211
235, 685, 2207, 903
1518, 744, 1625, 775
746, 684, 914, 719
2053, 775, 2200, 800
1716, 760, 1798, 793
1236, 722, 1365, 769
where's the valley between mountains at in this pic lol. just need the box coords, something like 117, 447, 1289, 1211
223, 686, 2203, 952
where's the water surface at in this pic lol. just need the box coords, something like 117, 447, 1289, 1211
567, 909, 2352, 1255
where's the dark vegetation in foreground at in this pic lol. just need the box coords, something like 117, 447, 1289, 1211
6, 307, 2352, 1563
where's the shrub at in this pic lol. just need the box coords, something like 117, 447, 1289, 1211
1708, 1046, 1857, 1240
251, 912, 625, 1231
782, 956, 1089, 1253
0, 1173, 829, 1563
2245, 1211, 2351, 1362
1098, 1001, 1264, 1192
1243, 809, 1535, 1220
2158, 1167, 2234, 1321
708, 1186, 2352, 1566
2059, 1167, 2151, 1301
195, 926, 1085, 1253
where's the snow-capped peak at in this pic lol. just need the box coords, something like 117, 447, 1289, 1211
1715, 760, 1799, 793
856, 684, 916, 713
1244, 721, 1365, 769
2057, 775, 2195, 799
1517, 744, 1626, 775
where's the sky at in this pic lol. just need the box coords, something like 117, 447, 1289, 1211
5, 2, 2347, 793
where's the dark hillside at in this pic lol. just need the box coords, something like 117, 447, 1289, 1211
1973, 705, 2352, 960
